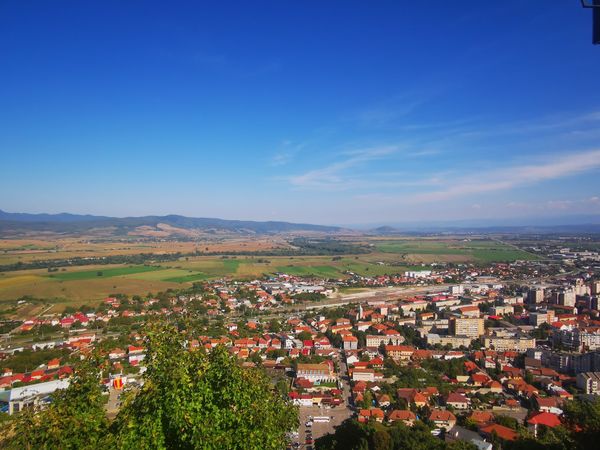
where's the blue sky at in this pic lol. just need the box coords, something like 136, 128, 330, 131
1, 1, 599, 225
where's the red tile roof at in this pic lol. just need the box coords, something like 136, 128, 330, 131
429, 409, 456, 422
480, 424, 518, 441
527, 412, 561, 427
388, 410, 416, 422
469, 411, 495, 425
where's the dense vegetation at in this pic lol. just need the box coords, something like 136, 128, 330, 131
290, 238, 370, 255
1, 322, 298, 449
381, 357, 467, 396
316, 397, 600, 450
315, 419, 475, 450
0, 348, 71, 374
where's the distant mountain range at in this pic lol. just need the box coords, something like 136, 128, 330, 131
0, 209, 342, 236
368, 221, 600, 235
2, 209, 600, 238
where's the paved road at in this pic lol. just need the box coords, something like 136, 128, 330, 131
105, 386, 121, 419
335, 348, 353, 411
296, 405, 349, 448
259, 285, 453, 322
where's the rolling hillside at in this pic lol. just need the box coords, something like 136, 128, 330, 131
0, 210, 342, 237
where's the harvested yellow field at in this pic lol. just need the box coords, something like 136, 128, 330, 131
0, 274, 47, 288
0, 275, 180, 302
0, 236, 287, 265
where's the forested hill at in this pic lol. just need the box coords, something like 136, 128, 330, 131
0, 209, 342, 236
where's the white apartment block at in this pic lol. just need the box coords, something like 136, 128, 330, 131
576, 372, 600, 394
483, 336, 536, 352
366, 334, 404, 348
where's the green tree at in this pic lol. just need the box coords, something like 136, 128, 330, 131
249, 350, 263, 366
495, 414, 520, 430
2, 322, 298, 450
297, 330, 313, 342
111, 322, 298, 449
362, 390, 374, 409
2, 357, 109, 449
562, 396, 600, 450
316, 419, 477, 450
371, 426, 392, 450
268, 319, 281, 333
506, 425, 574, 450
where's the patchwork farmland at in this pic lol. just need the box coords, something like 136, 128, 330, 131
0, 237, 538, 308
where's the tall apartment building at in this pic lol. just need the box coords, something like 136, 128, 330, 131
529, 310, 555, 327
574, 351, 600, 373
527, 288, 545, 305
538, 349, 600, 374
449, 317, 484, 338
559, 290, 576, 307
490, 304, 514, 316
553, 326, 600, 351
450, 285, 464, 295
574, 284, 590, 296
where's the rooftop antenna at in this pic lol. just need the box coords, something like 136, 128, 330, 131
581, 0, 600, 44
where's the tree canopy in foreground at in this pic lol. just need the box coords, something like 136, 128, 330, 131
1, 322, 298, 449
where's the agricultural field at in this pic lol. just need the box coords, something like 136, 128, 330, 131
372, 238, 538, 263
48, 265, 162, 281
0, 236, 537, 310
0, 237, 288, 266
0, 254, 416, 305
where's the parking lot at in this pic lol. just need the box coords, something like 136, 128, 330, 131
289, 349, 354, 449
294, 403, 352, 449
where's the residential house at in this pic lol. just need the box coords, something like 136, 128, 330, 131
358, 408, 385, 423
397, 388, 428, 408
445, 392, 471, 410
387, 409, 416, 426
527, 412, 561, 438
343, 335, 359, 350
385, 345, 414, 361
429, 409, 457, 429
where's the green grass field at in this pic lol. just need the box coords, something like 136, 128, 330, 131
48, 265, 162, 281
163, 272, 210, 283
374, 239, 538, 262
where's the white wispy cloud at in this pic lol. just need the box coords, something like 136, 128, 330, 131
285, 144, 447, 190
270, 140, 307, 167
287, 145, 399, 189
455, 110, 600, 141
413, 149, 600, 202
349, 89, 446, 129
